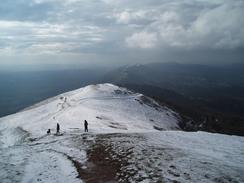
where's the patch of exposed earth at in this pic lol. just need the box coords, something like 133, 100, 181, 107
73, 133, 242, 183
0, 131, 243, 183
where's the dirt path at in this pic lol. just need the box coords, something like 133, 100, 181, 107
75, 133, 171, 183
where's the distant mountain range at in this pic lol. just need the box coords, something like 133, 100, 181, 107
100, 62, 244, 135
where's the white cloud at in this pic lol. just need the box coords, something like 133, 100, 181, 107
126, 32, 157, 49
115, 11, 131, 24
191, 1, 244, 49
125, 1, 244, 49
114, 9, 150, 24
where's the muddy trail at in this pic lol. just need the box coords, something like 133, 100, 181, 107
78, 134, 136, 183
74, 133, 181, 183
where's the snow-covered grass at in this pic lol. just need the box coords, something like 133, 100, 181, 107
76, 132, 244, 182
0, 83, 180, 141
21, 151, 81, 183
0, 83, 243, 183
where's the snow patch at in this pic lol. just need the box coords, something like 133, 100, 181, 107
21, 151, 82, 183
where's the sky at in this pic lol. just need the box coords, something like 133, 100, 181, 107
0, 0, 244, 69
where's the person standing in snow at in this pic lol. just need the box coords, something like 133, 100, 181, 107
84, 120, 88, 132
56, 123, 60, 134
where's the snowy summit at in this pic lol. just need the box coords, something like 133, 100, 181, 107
0, 84, 243, 183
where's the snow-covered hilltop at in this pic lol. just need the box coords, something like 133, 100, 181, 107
0, 83, 180, 146
0, 84, 243, 183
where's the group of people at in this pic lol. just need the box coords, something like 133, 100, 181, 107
47, 120, 89, 134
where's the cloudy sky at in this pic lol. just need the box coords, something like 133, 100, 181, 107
0, 0, 244, 68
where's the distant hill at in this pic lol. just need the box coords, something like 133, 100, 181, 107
101, 62, 244, 135
102, 62, 244, 96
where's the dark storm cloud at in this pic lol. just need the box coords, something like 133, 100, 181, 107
0, 0, 243, 66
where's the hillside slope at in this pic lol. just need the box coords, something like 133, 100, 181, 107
0, 83, 180, 143
0, 84, 243, 183
101, 63, 244, 135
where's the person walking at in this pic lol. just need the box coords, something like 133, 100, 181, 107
84, 120, 88, 132
56, 123, 60, 134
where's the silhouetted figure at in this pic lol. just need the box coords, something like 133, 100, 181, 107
57, 123, 60, 134
84, 120, 88, 132
47, 129, 51, 134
